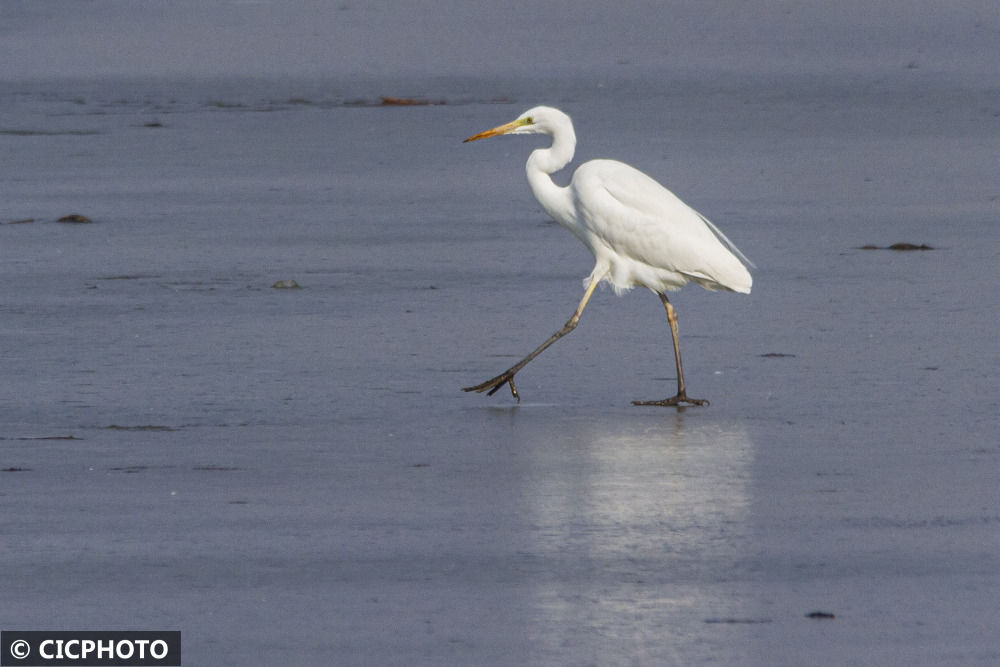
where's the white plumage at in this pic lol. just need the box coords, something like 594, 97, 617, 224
463, 106, 753, 406
569, 158, 752, 295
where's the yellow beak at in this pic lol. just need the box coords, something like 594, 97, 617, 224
463, 118, 528, 143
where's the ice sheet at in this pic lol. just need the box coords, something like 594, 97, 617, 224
1, 2, 998, 665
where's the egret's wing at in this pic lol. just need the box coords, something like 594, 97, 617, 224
572, 160, 752, 290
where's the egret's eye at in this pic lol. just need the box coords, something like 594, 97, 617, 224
525, 116, 534, 124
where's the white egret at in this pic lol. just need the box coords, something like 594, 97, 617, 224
463, 106, 753, 406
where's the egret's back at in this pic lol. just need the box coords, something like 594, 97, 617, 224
567, 159, 752, 295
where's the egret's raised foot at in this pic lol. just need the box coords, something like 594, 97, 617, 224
632, 393, 709, 407
463, 373, 520, 402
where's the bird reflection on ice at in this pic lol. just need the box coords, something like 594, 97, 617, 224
513, 416, 753, 663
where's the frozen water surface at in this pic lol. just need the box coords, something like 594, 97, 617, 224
1, 2, 999, 665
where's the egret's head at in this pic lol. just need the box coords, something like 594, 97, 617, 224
464, 106, 569, 142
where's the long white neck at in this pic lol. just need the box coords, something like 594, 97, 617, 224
525, 127, 576, 225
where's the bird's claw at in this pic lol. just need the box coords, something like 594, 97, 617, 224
499, 377, 519, 401
632, 393, 709, 407
463, 373, 520, 402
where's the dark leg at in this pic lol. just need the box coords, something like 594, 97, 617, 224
464, 277, 600, 402
632, 293, 708, 407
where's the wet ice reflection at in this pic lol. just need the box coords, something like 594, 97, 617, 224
510, 414, 754, 662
